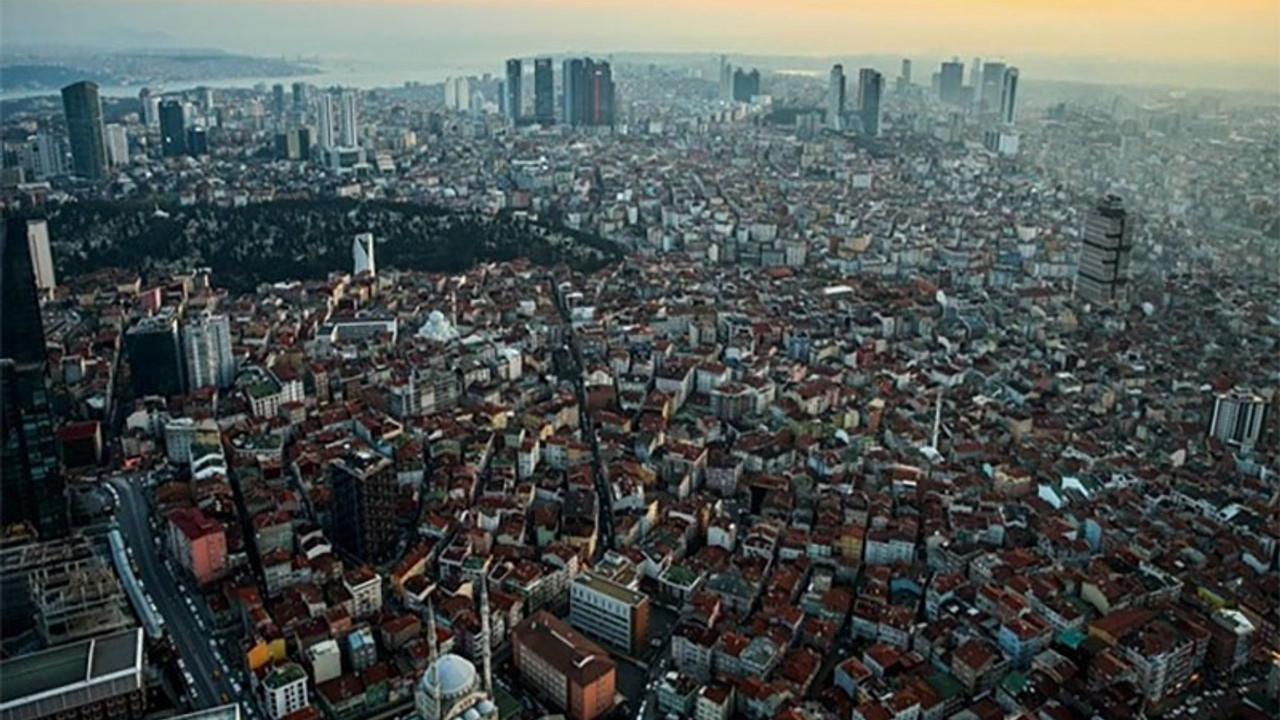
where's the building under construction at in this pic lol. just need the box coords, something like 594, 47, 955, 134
1, 535, 134, 647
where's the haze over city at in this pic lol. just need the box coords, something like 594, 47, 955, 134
4, 0, 1280, 89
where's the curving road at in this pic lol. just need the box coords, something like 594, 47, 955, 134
110, 476, 241, 711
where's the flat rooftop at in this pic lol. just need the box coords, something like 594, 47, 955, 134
574, 571, 647, 606
0, 628, 142, 708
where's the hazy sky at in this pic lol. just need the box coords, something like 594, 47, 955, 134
4, 0, 1278, 87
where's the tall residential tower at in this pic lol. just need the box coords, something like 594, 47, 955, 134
1074, 195, 1133, 308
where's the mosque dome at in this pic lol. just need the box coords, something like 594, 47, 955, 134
421, 654, 478, 699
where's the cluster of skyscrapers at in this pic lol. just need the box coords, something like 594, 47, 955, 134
502, 56, 615, 127
718, 56, 761, 104
934, 57, 1019, 125
124, 305, 238, 401
825, 64, 883, 136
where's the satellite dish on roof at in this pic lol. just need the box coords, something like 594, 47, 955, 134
936, 290, 948, 308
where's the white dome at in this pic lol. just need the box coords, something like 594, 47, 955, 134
477, 701, 496, 714
421, 654, 477, 698
417, 310, 459, 342
464, 710, 480, 720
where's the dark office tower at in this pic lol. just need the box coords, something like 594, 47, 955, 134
978, 61, 1006, 113
291, 81, 308, 110
732, 68, 760, 103
563, 58, 578, 122
159, 100, 186, 158
999, 67, 1019, 125
900, 58, 912, 85
125, 315, 185, 397
939, 60, 964, 105
590, 60, 616, 126
186, 127, 208, 156
329, 450, 398, 562
857, 68, 884, 137
60, 81, 107, 180
1, 217, 69, 540
505, 58, 523, 122
534, 58, 555, 125
564, 58, 589, 126
1074, 195, 1133, 307
272, 84, 287, 116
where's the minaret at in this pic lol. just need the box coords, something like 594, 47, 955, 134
427, 599, 441, 720
479, 573, 493, 696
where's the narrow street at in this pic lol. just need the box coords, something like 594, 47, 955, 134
553, 280, 614, 561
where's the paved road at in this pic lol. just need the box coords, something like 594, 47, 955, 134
110, 476, 241, 711
554, 283, 615, 560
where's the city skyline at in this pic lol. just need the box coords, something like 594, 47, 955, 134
0, 2, 1276, 720
4, 0, 1278, 91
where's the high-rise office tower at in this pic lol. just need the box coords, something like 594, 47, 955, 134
505, 58, 523, 122
1074, 195, 1133, 307
1, 216, 69, 540
719, 55, 733, 102
185, 127, 208, 156
857, 68, 884, 137
60, 81, 107, 180
339, 91, 359, 147
732, 67, 760, 103
182, 313, 236, 391
159, 100, 187, 157
104, 124, 129, 167
3, 219, 50, 367
444, 77, 474, 112
139, 88, 160, 127
827, 65, 847, 130
999, 67, 1019, 125
590, 61, 616, 126
25, 219, 56, 295
272, 84, 287, 117
969, 57, 982, 90
900, 58, 912, 85
564, 58, 616, 127
534, 58, 554, 125
126, 314, 185, 397
575, 59, 591, 125
939, 60, 964, 105
560, 58, 581, 121
978, 61, 1006, 112
292, 82, 308, 111
280, 127, 311, 161
318, 93, 336, 150
353, 233, 376, 276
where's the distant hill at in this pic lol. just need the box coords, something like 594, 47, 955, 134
0, 64, 100, 90
0, 52, 319, 92
48, 199, 624, 292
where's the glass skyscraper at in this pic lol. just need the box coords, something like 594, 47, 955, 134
1, 216, 69, 539
60, 81, 108, 180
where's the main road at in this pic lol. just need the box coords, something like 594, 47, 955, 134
109, 476, 240, 711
